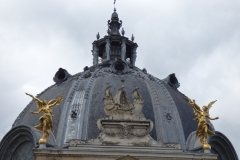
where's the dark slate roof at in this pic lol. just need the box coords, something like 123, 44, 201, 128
163, 83, 197, 140
10, 65, 209, 149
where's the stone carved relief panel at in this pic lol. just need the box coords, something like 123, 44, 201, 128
63, 68, 181, 150
62, 77, 89, 144
64, 90, 85, 142
103, 82, 146, 121
87, 70, 157, 141
92, 81, 158, 146
98, 120, 153, 139
61, 67, 101, 145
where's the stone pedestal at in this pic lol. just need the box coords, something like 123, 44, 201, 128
96, 119, 159, 146
38, 144, 46, 149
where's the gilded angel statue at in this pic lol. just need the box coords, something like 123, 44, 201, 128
184, 96, 219, 150
26, 93, 63, 144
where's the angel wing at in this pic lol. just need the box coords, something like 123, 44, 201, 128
48, 95, 63, 108
35, 99, 44, 110
205, 100, 217, 112
183, 96, 202, 115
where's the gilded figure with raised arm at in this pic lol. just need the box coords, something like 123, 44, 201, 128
183, 96, 219, 150
26, 93, 63, 145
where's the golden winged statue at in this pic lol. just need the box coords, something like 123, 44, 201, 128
184, 96, 219, 150
26, 93, 63, 145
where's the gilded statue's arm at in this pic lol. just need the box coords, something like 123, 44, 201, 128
48, 100, 59, 108
207, 115, 219, 120
193, 117, 199, 121
48, 96, 63, 108
26, 93, 42, 103
30, 109, 42, 114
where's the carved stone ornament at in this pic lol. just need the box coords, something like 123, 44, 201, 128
103, 83, 145, 121
91, 82, 169, 147
117, 155, 139, 160
66, 81, 181, 149
97, 120, 153, 138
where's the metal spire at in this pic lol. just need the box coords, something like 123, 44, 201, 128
131, 34, 135, 42
114, 0, 116, 11
96, 32, 100, 40
108, 0, 122, 36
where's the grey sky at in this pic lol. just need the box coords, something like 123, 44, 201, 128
0, 0, 239, 155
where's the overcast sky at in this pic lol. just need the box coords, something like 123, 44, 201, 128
0, 0, 239, 155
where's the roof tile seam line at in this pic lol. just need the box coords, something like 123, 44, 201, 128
154, 82, 180, 143
136, 69, 164, 143
56, 71, 85, 146
79, 67, 102, 140
154, 77, 186, 150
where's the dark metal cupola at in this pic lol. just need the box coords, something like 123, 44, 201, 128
108, 8, 122, 36
91, 8, 138, 68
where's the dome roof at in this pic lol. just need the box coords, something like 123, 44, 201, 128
111, 7, 119, 19
11, 64, 197, 149
112, 11, 118, 19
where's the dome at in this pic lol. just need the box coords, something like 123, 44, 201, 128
112, 11, 118, 19
10, 65, 197, 148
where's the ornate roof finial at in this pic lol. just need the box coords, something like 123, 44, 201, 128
121, 28, 125, 36
131, 34, 135, 42
96, 32, 100, 40
108, 0, 122, 36
114, 0, 116, 11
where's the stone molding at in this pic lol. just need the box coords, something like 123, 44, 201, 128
33, 145, 217, 160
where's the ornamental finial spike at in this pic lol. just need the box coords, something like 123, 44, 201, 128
131, 34, 134, 42
26, 93, 63, 145
183, 96, 219, 151
114, 0, 116, 11
96, 32, 100, 40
